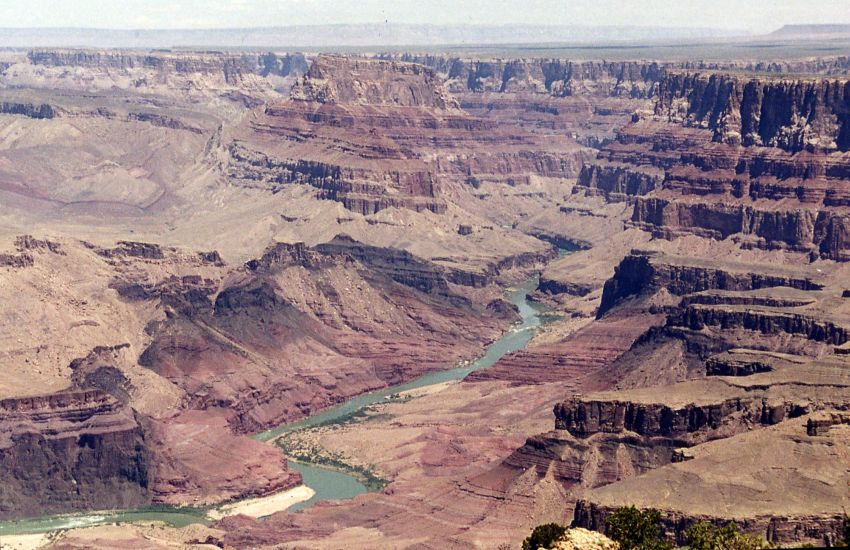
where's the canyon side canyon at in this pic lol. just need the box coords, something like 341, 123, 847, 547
0, 28, 848, 550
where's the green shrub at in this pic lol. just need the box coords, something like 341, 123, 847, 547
685, 521, 772, 549
605, 506, 672, 550
521, 523, 567, 550
685, 521, 717, 550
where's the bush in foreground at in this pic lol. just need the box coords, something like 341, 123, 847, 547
685, 521, 772, 550
521, 523, 567, 550
520, 525, 618, 550
605, 506, 672, 550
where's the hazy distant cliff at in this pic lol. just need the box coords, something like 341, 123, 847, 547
655, 73, 850, 152
377, 55, 850, 98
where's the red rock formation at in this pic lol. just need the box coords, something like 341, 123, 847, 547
291, 55, 458, 108
469, 311, 664, 386
598, 250, 823, 317
146, 409, 300, 506
575, 163, 664, 202
554, 396, 805, 440
228, 55, 587, 215
575, 71, 850, 260
0, 389, 150, 519
136, 238, 512, 434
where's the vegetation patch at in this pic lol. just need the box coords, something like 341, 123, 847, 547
522, 523, 567, 550
521, 506, 780, 549
684, 521, 773, 550
308, 393, 410, 430
277, 431, 388, 492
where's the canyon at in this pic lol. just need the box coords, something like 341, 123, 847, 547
0, 29, 848, 550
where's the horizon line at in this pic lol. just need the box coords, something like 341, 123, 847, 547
0, 23, 764, 33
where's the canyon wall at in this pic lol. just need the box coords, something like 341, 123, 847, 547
572, 71, 850, 261
379, 54, 850, 97
655, 73, 850, 152
229, 55, 587, 216
0, 389, 150, 519
26, 49, 309, 80
598, 250, 823, 316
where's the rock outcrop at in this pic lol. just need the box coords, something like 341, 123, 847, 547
228, 55, 587, 215
554, 396, 805, 442
314, 234, 463, 301
574, 163, 664, 202
578, 72, 850, 261
597, 250, 823, 317
291, 55, 458, 108
0, 389, 150, 519
655, 73, 850, 152
552, 527, 619, 550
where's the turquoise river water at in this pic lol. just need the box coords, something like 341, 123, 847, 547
0, 276, 548, 536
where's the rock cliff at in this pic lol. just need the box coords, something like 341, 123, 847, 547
27, 49, 308, 81
291, 55, 458, 108
655, 73, 850, 152
229, 55, 587, 215
0, 389, 150, 519
380, 54, 850, 98
598, 250, 823, 317
575, 72, 850, 261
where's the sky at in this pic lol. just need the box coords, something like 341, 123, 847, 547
0, 0, 847, 34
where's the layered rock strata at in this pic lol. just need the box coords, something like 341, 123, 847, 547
597, 250, 824, 316
228, 55, 587, 216
0, 389, 150, 519
380, 54, 850, 97
574, 72, 850, 261
571, 412, 850, 547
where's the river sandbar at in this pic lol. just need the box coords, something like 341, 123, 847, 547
0, 533, 51, 550
207, 485, 315, 520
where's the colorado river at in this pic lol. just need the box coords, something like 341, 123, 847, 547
0, 276, 547, 536
0, 507, 208, 537
253, 275, 549, 509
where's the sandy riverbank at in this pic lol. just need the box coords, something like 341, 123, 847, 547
0, 533, 51, 550
207, 484, 315, 520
